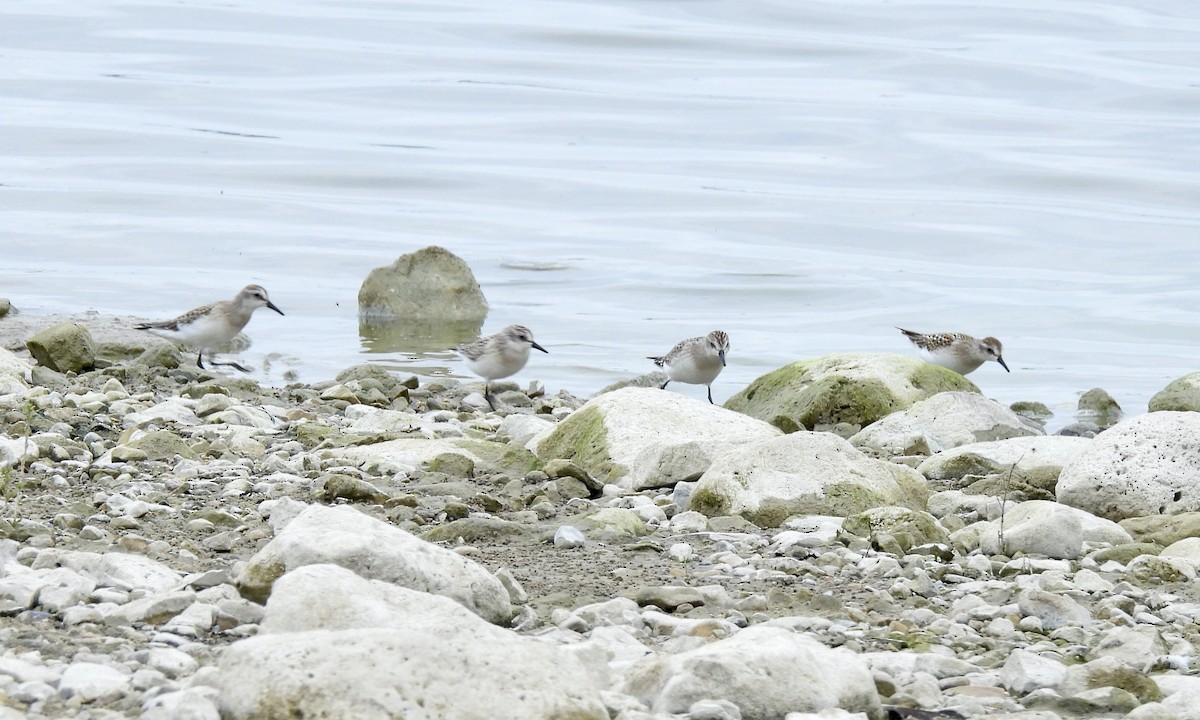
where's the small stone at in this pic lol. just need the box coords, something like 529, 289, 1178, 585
553, 525, 585, 548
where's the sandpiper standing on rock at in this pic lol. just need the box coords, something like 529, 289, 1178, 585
458, 324, 548, 410
897, 327, 1009, 376
135, 284, 284, 372
648, 330, 729, 404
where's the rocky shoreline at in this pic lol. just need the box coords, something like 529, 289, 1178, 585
3, 313, 1200, 720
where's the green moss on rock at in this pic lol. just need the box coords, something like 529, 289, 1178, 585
532, 406, 625, 483
724, 353, 978, 433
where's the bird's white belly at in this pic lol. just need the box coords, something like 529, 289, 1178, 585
665, 356, 723, 385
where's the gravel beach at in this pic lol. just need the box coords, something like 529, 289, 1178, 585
3, 310, 1200, 720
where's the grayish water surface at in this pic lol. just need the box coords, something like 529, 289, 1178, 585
3, 0, 1198, 424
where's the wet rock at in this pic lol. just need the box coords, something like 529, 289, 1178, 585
1057, 412, 1200, 521
724, 353, 977, 434
689, 432, 929, 527
236, 503, 512, 623
1076, 388, 1122, 428
25, 322, 96, 374
531, 387, 782, 491
852, 392, 1043, 457
357, 245, 488, 321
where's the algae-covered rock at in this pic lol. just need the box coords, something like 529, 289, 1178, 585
840, 506, 949, 554
916, 435, 1092, 492
529, 387, 782, 491
327, 437, 537, 478
688, 432, 929, 528
1149, 372, 1200, 412
724, 353, 977, 434
25, 322, 96, 374
124, 429, 197, 461
358, 246, 487, 320
1077, 387, 1122, 428
357, 246, 488, 353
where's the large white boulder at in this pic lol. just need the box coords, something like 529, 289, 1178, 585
235, 504, 511, 624
619, 625, 883, 719
917, 435, 1092, 492
0, 347, 30, 398
1057, 412, 1200, 521
530, 387, 782, 491
851, 392, 1043, 457
214, 628, 605, 720
689, 432, 929, 527
978, 500, 1084, 559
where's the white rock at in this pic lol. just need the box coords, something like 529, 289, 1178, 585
620, 625, 882, 718
690, 432, 929, 526
1091, 625, 1169, 668
236, 504, 512, 624
978, 501, 1084, 559
554, 525, 586, 548
916, 435, 1092, 490
1161, 537, 1200, 567
1000, 649, 1068, 695
0, 435, 38, 468
499, 413, 555, 445
851, 392, 1043, 456
58, 661, 130, 702
530, 387, 783, 491
142, 687, 222, 720
669, 511, 709, 533
1017, 589, 1092, 630
213, 616, 607, 720
320, 436, 533, 478
31, 549, 182, 593
1057, 412, 1200, 521
123, 399, 200, 427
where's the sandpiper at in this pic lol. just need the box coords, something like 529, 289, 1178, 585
897, 327, 1009, 376
648, 330, 729, 404
135, 284, 284, 372
458, 324, 547, 410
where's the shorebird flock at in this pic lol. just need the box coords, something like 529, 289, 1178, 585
135, 285, 1010, 407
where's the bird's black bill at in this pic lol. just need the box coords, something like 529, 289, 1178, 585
719, 351, 727, 367
531, 341, 548, 354
997, 356, 1010, 372
267, 301, 285, 316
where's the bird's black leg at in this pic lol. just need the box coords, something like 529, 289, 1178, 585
484, 382, 496, 411
659, 380, 670, 390
707, 386, 714, 404
196, 351, 206, 370
211, 359, 250, 373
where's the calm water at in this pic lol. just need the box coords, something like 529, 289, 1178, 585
3, 0, 1198, 424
